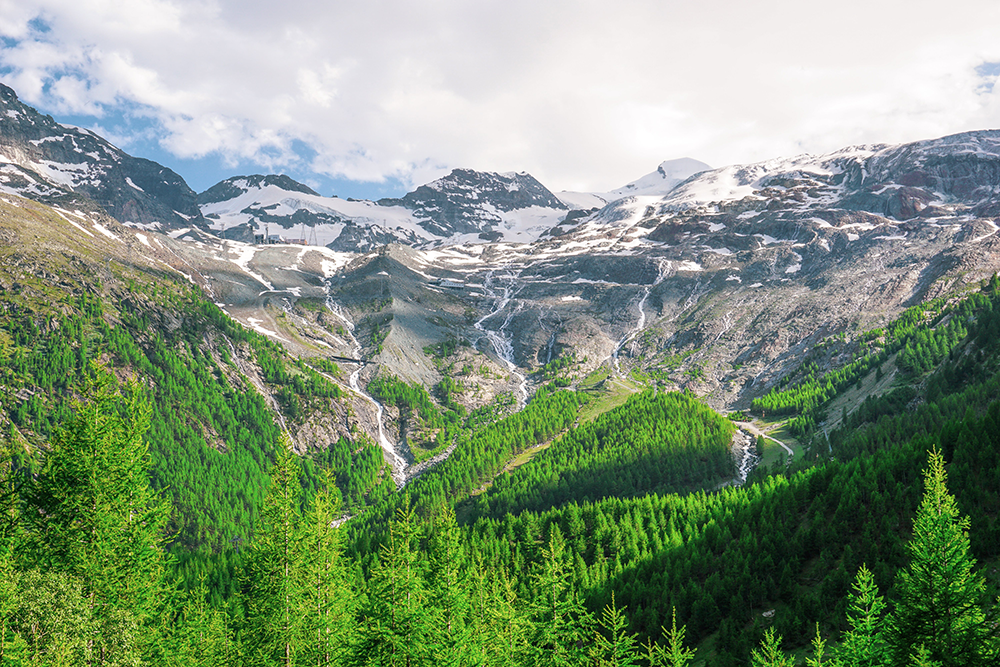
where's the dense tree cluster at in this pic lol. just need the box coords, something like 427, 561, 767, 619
0, 282, 382, 554
4, 374, 999, 665
474, 390, 735, 518
754, 286, 994, 436
9, 255, 1000, 666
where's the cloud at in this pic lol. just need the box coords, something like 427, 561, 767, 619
2, 0, 1000, 192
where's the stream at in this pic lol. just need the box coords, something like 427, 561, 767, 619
474, 267, 529, 407
610, 259, 671, 372
733, 428, 760, 485
324, 284, 408, 487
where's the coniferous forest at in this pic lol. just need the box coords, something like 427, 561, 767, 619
5, 266, 1000, 665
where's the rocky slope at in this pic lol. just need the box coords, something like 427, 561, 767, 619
197, 169, 574, 251
4, 81, 1000, 460
170, 131, 1000, 419
0, 84, 205, 231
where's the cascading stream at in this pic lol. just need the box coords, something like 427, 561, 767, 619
734, 429, 760, 485
474, 268, 529, 407
611, 259, 672, 372
324, 283, 407, 486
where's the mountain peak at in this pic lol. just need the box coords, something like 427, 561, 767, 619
198, 174, 320, 205
611, 158, 712, 197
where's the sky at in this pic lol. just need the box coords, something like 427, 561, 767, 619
2, 0, 1000, 200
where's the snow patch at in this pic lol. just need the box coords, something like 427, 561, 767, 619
92, 223, 119, 241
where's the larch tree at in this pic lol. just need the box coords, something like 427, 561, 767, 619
240, 437, 308, 667
24, 368, 171, 665
838, 564, 887, 667
889, 448, 995, 667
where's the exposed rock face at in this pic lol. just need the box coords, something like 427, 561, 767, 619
0, 84, 205, 231
196, 170, 572, 252
379, 169, 568, 237
5, 79, 1000, 428
198, 174, 321, 204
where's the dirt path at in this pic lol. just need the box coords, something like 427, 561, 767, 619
734, 421, 794, 457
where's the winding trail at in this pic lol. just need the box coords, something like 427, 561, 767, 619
734, 421, 794, 458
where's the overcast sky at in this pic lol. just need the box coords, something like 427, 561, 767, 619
2, 0, 1000, 199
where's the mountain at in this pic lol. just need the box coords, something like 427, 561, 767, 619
8, 84, 1000, 665
0, 84, 205, 231
378, 168, 569, 241
609, 157, 712, 197
198, 168, 572, 252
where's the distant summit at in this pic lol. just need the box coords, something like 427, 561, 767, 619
610, 158, 712, 197
198, 174, 320, 205
379, 169, 568, 238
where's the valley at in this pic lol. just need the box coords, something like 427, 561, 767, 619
3, 81, 1000, 665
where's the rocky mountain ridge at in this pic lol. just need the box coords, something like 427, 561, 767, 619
0, 84, 204, 230
4, 81, 1000, 456
198, 168, 577, 251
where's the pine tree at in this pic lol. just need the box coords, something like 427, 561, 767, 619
0, 433, 28, 663
805, 624, 839, 667
241, 437, 308, 666
838, 564, 887, 666
426, 507, 473, 665
591, 592, 641, 667
299, 470, 352, 667
355, 505, 431, 667
166, 575, 234, 667
24, 368, 171, 664
474, 563, 531, 667
750, 628, 794, 667
527, 526, 592, 667
889, 449, 995, 667
657, 607, 696, 667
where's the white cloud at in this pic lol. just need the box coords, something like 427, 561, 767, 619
2, 0, 1000, 192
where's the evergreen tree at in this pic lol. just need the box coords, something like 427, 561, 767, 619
299, 471, 352, 667
527, 527, 592, 667
474, 564, 531, 667
658, 608, 696, 667
0, 433, 28, 663
172, 576, 235, 667
750, 629, 794, 667
889, 449, 995, 667
24, 368, 171, 664
355, 506, 431, 667
426, 507, 473, 665
241, 437, 308, 666
805, 624, 837, 667
838, 565, 887, 667
591, 593, 641, 667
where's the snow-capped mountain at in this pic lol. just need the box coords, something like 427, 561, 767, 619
0, 84, 204, 229
552, 158, 711, 213
651, 131, 1000, 218
567, 130, 1000, 247
609, 157, 712, 197
199, 169, 573, 251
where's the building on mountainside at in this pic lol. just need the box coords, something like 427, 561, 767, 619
433, 279, 465, 289
253, 233, 288, 244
